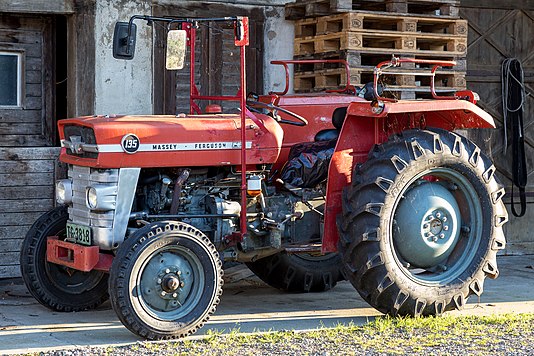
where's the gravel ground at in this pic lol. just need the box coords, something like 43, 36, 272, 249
33, 314, 534, 356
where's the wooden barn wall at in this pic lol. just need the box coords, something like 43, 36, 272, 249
0, 14, 60, 278
460, 1, 534, 254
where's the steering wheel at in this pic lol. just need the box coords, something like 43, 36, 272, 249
246, 100, 308, 126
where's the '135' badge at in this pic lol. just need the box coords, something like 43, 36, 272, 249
121, 134, 140, 154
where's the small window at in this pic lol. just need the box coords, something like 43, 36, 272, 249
0, 51, 22, 107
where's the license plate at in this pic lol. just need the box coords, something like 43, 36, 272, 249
66, 222, 92, 246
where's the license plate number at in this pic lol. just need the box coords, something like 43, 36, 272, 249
66, 222, 92, 246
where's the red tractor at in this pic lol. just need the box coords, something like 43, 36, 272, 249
20, 16, 507, 340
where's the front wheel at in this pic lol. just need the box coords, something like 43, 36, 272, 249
338, 129, 507, 316
20, 206, 109, 312
109, 221, 223, 340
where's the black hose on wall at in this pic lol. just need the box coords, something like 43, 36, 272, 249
502, 58, 527, 217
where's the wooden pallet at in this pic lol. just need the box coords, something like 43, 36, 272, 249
294, 68, 362, 91
285, 0, 460, 20
294, 31, 467, 57
294, 50, 467, 72
294, 66, 465, 92
294, 12, 468, 38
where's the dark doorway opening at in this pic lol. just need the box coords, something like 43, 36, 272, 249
54, 15, 68, 145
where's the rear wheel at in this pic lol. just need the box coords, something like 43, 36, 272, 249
338, 129, 507, 316
109, 221, 223, 340
246, 251, 343, 292
20, 206, 109, 312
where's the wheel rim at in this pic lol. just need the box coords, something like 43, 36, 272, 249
136, 245, 205, 321
391, 167, 483, 285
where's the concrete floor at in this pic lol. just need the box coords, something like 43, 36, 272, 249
0, 255, 532, 354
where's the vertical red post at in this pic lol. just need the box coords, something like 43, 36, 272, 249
238, 18, 249, 238
189, 24, 196, 114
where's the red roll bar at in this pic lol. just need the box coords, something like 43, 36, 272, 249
373, 56, 457, 102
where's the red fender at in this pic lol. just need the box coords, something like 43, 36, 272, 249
322, 99, 495, 252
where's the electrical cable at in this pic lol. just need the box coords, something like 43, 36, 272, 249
501, 58, 527, 217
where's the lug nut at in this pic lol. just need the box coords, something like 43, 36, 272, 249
172, 293, 178, 298
161, 291, 166, 296
439, 233, 445, 239
180, 282, 185, 288
165, 269, 170, 274
432, 236, 438, 242
177, 271, 182, 275
157, 278, 162, 284
443, 225, 449, 231
423, 224, 429, 229
436, 212, 442, 218
427, 215, 434, 220
442, 217, 447, 222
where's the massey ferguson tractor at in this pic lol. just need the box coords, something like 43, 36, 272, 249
20, 15, 507, 340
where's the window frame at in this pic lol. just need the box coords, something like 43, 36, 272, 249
0, 50, 23, 108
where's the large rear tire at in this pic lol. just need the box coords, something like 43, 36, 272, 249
20, 206, 109, 312
338, 129, 507, 316
109, 221, 223, 340
246, 251, 343, 292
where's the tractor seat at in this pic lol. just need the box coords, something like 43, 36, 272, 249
314, 107, 347, 142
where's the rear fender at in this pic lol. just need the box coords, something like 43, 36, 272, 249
322, 99, 495, 252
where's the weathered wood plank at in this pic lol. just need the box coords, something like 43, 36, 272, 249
25, 83, 42, 98
0, 147, 59, 160
461, 0, 534, 10
0, 173, 54, 187
0, 41, 41, 57
0, 122, 43, 135
0, 135, 49, 147
0, 29, 42, 45
0, 265, 20, 278
25, 57, 42, 72
0, 109, 40, 123
0, 186, 54, 200
0, 252, 20, 265
25, 70, 43, 84
0, 0, 75, 15
0, 199, 54, 212
0, 160, 54, 174
0, 226, 31, 240
0, 237, 25, 250
0, 212, 44, 225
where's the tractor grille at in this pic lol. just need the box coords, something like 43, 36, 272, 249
68, 165, 119, 247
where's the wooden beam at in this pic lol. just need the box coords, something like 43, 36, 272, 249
67, 0, 96, 117
0, 0, 74, 14
461, 0, 534, 10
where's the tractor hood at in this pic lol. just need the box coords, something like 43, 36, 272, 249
58, 114, 284, 168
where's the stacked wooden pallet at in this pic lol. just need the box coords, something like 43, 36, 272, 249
286, 0, 466, 97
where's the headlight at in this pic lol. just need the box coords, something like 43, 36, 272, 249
56, 179, 73, 204
85, 184, 117, 211
86, 187, 98, 209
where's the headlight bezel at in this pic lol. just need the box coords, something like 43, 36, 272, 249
56, 179, 73, 205
85, 184, 117, 211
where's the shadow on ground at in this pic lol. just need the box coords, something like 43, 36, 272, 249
0, 255, 532, 354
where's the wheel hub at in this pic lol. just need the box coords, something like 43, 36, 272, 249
139, 251, 194, 311
393, 182, 461, 268
161, 273, 181, 293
